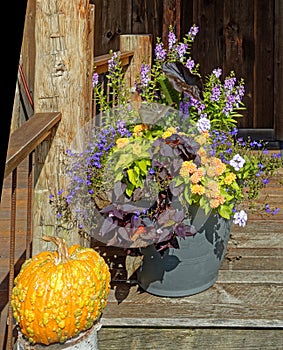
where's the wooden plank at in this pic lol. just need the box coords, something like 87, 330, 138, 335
229, 223, 283, 248
162, 0, 182, 43
98, 328, 283, 350
222, 255, 283, 271
223, 0, 254, 128
5, 112, 62, 178
101, 283, 283, 328
0, 0, 27, 202
131, 0, 163, 49
253, 0, 274, 128
0, 304, 8, 350
190, 0, 225, 75
217, 270, 283, 284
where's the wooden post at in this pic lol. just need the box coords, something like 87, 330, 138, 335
120, 34, 152, 98
32, 1, 95, 254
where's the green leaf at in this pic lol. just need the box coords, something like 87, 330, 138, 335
114, 172, 124, 182
115, 153, 133, 171
183, 185, 191, 204
158, 74, 181, 107
126, 183, 135, 197
218, 204, 233, 219
136, 159, 150, 174
128, 168, 139, 187
174, 176, 184, 187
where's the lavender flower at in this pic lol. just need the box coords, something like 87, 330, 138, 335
168, 31, 176, 50
154, 42, 167, 60
212, 68, 222, 78
175, 43, 188, 61
92, 72, 99, 87
185, 58, 195, 71
139, 63, 151, 87
188, 25, 199, 40
210, 85, 221, 102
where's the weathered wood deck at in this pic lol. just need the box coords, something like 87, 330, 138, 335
1, 163, 283, 349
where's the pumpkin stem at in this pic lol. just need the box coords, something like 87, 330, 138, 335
42, 236, 69, 264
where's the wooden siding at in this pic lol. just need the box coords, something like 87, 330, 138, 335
181, 0, 276, 132
91, 0, 283, 141
92, 0, 163, 57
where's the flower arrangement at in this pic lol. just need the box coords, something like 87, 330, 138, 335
50, 25, 282, 257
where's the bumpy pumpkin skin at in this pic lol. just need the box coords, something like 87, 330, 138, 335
11, 238, 111, 345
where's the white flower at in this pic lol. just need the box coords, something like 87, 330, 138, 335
196, 116, 211, 133
229, 154, 245, 171
233, 210, 247, 227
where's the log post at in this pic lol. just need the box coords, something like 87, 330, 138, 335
32, 1, 95, 254
120, 34, 152, 101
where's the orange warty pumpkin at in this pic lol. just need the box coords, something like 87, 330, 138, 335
11, 236, 111, 345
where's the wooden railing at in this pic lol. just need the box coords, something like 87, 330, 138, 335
93, 50, 134, 74
1, 51, 135, 349
3, 112, 62, 350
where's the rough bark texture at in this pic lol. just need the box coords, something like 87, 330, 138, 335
32, 0, 95, 254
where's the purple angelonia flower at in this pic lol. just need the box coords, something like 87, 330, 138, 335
210, 85, 221, 102
92, 72, 99, 87
212, 68, 222, 78
179, 100, 190, 116
188, 25, 199, 40
108, 51, 119, 73
154, 43, 167, 60
185, 58, 195, 71
168, 31, 176, 49
224, 76, 236, 92
175, 43, 188, 61
139, 63, 151, 87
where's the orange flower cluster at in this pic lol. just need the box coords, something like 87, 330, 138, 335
179, 144, 228, 209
